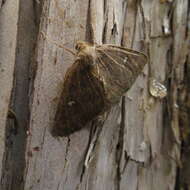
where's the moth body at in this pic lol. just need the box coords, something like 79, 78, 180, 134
53, 41, 147, 137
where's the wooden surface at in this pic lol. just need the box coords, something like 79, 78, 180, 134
0, 0, 19, 178
0, 0, 189, 190
0, 0, 41, 189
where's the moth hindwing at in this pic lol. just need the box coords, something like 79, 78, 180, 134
52, 41, 147, 137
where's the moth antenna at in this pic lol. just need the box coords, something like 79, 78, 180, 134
56, 44, 76, 56
40, 31, 76, 56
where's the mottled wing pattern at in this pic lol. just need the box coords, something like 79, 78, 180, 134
94, 45, 147, 104
53, 42, 147, 137
53, 58, 106, 136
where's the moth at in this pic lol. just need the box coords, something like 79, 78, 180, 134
52, 41, 147, 137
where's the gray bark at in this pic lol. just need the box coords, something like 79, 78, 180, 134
0, 0, 189, 190
0, 0, 19, 179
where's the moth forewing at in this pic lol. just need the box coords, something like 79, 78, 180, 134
94, 45, 147, 104
53, 58, 106, 137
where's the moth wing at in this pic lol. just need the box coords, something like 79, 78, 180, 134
53, 58, 106, 136
94, 45, 147, 104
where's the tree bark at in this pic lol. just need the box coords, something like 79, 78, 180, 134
0, 0, 189, 190
0, 0, 19, 178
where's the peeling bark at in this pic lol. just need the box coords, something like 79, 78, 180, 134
0, 0, 19, 183
0, 0, 189, 190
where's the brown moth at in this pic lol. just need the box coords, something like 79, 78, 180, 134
52, 41, 147, 137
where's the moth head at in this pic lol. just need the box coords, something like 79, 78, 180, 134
75, 41, 88, 52
75, 41, 95, 58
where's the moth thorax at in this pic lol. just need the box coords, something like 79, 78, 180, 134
78, 45, 96, 58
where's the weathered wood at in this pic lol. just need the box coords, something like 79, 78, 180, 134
0, 0, 19, 179
0, 0, 189, 189
24, 0, 189, 189
0, 0, 42, 189
24, 1, 91, 189
172, 0, 190, 188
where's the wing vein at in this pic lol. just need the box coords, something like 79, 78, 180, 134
98, 49, 126, 69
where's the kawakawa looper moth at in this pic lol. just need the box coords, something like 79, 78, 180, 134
52, 41, 147, 137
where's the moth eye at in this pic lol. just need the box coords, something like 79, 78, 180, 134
76, 44, 83, 52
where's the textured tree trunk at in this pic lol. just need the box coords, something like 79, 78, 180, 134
0, 0, 189, 190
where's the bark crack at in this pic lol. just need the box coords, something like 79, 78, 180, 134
116, 97, 125, 190
85, 0, 94, 44
56, 137, 70, 190
79, 121, 104, 183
